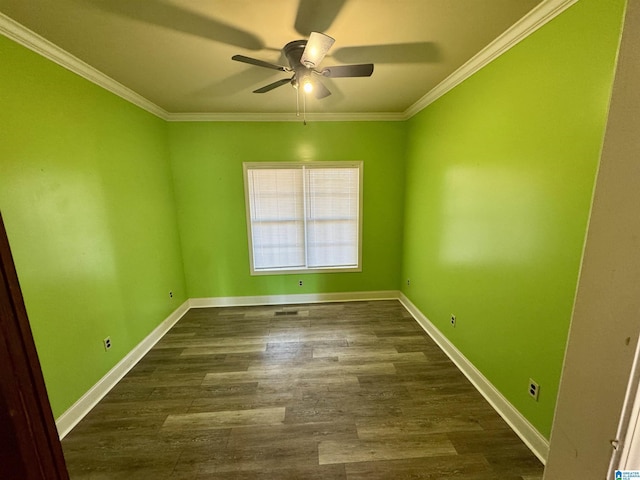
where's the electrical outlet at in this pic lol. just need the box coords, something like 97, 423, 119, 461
528, 378, 540, 401
450, 314, 456, 327
103, 336, 112, 351
169, 291, 173, 298
407, 279, 410, 286
298, 280, 303, 286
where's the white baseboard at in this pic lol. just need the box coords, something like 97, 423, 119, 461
54, 292, 396, 438
398, 293, 549, 464
55, 300, 190, 439
188, 290, 400, 308
55, 289, 550, 465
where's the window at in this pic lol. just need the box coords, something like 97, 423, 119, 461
243, 162, 362, 274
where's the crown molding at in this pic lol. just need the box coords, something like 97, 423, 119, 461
404, 0, 579, 119
166, 111, 406, 122
0, 12, 402, 123
0, 12, 169, 120
1, 0, 577, 123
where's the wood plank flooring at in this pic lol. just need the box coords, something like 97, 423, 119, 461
61, 300, 544, 479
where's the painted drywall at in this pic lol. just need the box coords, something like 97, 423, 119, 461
401, 0, 625, 439
168, 121, 406, 298
0, 35, 187, 418
545, 0, 640, 475
0, 0, 625, 447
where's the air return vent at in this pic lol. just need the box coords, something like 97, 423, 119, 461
275, 310, 299, 317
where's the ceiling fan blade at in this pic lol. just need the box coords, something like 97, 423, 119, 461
253, 78, 292, 93
294, 0, 347, 36
232, 55, 288, 72
86, 0, 263, 50
301, 32, 335, 68
312, 79, 332, 99
332, 42, 441, 64
321, 64, 374, 78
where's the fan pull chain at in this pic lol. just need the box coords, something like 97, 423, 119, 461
303, 91, 307, 126
296, 85, 300, 117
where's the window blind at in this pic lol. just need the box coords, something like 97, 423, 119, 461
247, 168, 305, 270
244, 162, 362, 273
305, 167, 359, 268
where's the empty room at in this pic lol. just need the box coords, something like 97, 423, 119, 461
1, 0, 639, 478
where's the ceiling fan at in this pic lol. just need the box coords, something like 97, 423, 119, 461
231, 32, 374, 100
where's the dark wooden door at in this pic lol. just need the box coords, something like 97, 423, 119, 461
0, 212, 69, 479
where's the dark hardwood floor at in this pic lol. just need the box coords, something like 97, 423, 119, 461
61, 300, 544, 479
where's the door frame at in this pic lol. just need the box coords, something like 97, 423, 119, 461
0, 211, 69, 479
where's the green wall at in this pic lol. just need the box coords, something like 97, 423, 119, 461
401, 0, 625, 438
0, 35, 187, 417
0, 0, 627, 442
168, 121, 406, 298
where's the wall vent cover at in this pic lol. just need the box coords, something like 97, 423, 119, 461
275, 311, 298, 316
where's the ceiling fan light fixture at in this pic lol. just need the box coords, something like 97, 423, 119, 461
303, 51, 316, 68
301, 32, 335, 69
302, 77, 314, 94
232, 30, 369, 106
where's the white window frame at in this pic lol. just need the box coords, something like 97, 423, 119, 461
243, 161, 363, 275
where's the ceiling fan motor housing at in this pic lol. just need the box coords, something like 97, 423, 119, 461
283, 39, 307, 67
284, 39, 309, 88
231, 32, 372, 98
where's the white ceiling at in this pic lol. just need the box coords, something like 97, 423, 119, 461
0, 0, 545, 117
